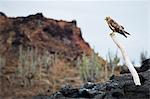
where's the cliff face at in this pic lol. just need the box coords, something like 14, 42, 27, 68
0, 12, 91, 61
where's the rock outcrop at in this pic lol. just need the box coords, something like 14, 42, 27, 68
0, 12, 92, 61
38, 59, 149, 99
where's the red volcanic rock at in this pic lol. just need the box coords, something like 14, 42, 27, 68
0, 12, 92, 61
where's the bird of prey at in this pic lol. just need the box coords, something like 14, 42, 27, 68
105, 16, 130, 38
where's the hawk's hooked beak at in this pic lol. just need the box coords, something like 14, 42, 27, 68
105, 17, 108, 21
105, 16, 110, 21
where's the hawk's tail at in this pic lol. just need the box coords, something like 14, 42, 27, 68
124, 31, 130, 35
122, 33, 127, 38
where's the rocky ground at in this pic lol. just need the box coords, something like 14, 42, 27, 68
34, 59, 150, 99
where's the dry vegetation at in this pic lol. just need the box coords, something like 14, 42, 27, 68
0, 46, 83, 97
0, 45, 122, 98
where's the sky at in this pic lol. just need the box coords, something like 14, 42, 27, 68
0, 0, 149, 65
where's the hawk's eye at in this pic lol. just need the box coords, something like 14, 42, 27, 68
105, 17, 108, 20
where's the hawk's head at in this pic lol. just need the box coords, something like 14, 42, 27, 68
105, 16, 111, 22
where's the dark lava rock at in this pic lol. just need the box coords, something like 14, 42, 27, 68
44, 59, 150, 99
120, 58, 150, 74
60, 84, 79, 98
139, 58, 150, 72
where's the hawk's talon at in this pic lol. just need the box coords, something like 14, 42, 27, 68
110, 32, 115, 36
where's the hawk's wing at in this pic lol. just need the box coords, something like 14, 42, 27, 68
109, 19, 120, 29
108, 23, 115, 31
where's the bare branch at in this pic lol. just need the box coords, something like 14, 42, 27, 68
110, 32, 141, 85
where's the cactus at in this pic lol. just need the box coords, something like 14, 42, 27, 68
0, 55, 6, 76
79, 51, 102, 82
107, 50, 120, 75
16, 46, 54, 87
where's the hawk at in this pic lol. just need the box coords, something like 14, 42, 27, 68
105, 16, 130, 38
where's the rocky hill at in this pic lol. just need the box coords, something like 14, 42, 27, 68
0, 12, 106, 99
